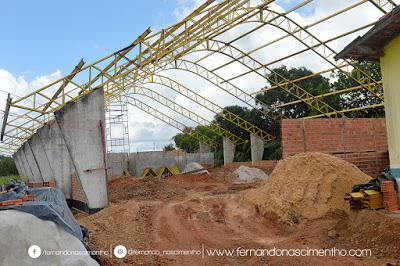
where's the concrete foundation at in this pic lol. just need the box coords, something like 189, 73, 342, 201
250, 134, 264, 162
54, 88, 108, 210
37, 123, 73, 198
223, 137, 235, 165
28, 135, 54, 182
23, 142, 42, 182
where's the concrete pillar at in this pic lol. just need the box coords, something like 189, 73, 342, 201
381, 35, 400, 184
29, 134, 54, 182
23, 142, 42, 182
15, 152, 27, 180
250, 134, 264, 163
37, 123, 73, 198
199, 142, 212, 153
19, 146, 34, 181
223, 137, 235, 165
54, 88, 108, 210
12, 153, 23, 178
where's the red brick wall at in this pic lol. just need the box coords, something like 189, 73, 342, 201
71, 173, 87, 204
281, 118, 389, 177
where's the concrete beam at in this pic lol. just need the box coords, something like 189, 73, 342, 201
54, 88, 108, 210
250, 134, 264, 162
37, 123, 73, 198
199, 142, 212, 153
23, 142, 42, 182
223, 137, 235, 165
28, 134, 54, 182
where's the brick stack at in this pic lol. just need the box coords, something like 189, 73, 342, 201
43, 180, 56, 188
21, 195, 36, 202
381, 180, 399, 212
0, 199, 23, 206
28, 181, 43, 188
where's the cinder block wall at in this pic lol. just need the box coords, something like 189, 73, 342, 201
281, 118, 389, 177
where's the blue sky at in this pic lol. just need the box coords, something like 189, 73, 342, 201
0, 0, 179, 79
0, 0, 313, 80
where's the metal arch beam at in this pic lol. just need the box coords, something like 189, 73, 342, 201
235, 7, 384, 100
0, 0, 259, 149
127, 86, 246, 144
91, 55, 275, 144
117, 58, 284, 120
124, 95, 217, 148
187, 39, 345, 118
111, 73, 275, 142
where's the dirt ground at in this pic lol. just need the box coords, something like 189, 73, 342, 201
77, 165, 400, 266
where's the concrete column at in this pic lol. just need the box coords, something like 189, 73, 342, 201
381, 35, 400, 184
29, 134, 54, 182
54, 88, 108, 210
15, 152, 28, 180
23, 142, 42, 182
19, 146, 34, 181
223, 137, 235, 165
250, 134, 264, 163
199, 142, 212, 153
12, 153, 23, 178
37, 123, 72, 198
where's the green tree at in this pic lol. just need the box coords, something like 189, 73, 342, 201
256, 66, 336, 118
163, 144, 175, 151
331, 61, 384, 118
0, 157, 18, 176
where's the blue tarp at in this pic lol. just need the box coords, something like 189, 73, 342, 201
0, 180, 83, 240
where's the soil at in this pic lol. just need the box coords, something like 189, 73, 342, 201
77, 155, 400, 266
243, 152, 371, 222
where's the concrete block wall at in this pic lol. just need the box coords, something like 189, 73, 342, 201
107, 150, 214, 177
281, 118, 389, 177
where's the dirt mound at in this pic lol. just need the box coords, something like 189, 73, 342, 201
108, 176, 186, 203
243, 152, 371, 223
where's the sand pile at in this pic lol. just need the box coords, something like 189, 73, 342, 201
243, 152, 371, 223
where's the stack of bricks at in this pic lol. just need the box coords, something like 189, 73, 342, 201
0, 199, 23, 206
28, 181, 43, 188
43, 180, 56, 188
381, 180, 399, 212
21, 195, 36, 202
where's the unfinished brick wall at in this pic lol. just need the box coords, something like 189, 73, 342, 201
70, 173, 87, 205
281, 118, 389, 177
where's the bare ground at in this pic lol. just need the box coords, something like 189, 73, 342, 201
77, 170, 400, 266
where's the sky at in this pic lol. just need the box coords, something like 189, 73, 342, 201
0, 0, 394, 152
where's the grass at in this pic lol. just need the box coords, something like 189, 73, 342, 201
0, 175, 21, 185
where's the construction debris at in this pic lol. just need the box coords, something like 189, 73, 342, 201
182, 162, 209, 174
233, 165, 268, 183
